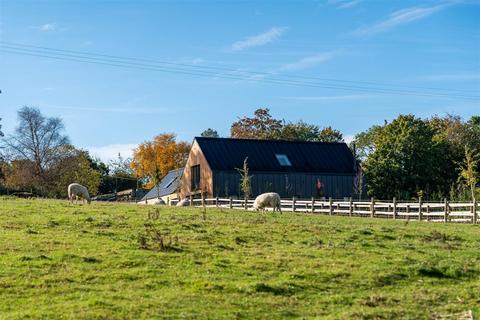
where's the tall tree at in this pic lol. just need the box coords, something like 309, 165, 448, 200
131, 133, 190, 187
364, 115, 442, 200
231, 108, 344, 142
3, 106, 69, 176
457, 147, 479, 201
276, 121, 321, 141
318, 126, 344, 143
231, 108, 283, 139
47, 146, 102, 198
350, 125, 383, 161
200, 128, 220, 138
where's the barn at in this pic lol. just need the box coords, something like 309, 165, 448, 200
180, 137, 362, 199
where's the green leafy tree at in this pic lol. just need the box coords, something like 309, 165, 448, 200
200, 128, 220, 138
457, 147, 479, 201
231, 108, 344, 142
364, 115, 441, 200
48, 146, 101, 198
231, 108, 283, 139
318, 126, 343, 142
276, 121, 321, 141
236, 157, 252, 199
350, 125, 383, 161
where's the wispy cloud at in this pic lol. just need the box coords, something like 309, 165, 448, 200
328, 0, 362, 9
280, 94, 375, 101
87, 143, 137, 162
231, 27, 288, 51
420, 73, 480, 81
353, 3, 451, 36
37, 23, 57, 32
277, 51, 339, 72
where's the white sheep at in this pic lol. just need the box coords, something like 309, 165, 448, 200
253, 192, 282, 212
176, 198, 190, 207
68, 183, 91, 204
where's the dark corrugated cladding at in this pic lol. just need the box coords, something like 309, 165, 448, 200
195, 137, 356, 174
193, 137, 359, 199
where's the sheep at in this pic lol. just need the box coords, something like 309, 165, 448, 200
68, 183, 91, 204
176, 198, 190, 207
253, 192, 282, 212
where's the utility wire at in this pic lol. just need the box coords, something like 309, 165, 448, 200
2, 40, 477, 95
1, 44, 479, 100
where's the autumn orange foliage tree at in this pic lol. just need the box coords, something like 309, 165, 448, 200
131, 133, 190, 188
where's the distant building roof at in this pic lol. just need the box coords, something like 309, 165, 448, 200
195, 137, 355, 174
141, 168, 183, 201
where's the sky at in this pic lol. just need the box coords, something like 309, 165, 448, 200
0, 0, 479, 162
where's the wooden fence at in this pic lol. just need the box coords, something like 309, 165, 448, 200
169, 197, 479, 224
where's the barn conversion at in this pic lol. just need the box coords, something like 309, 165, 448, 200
180, 137, 361, 199
140, 168, 183, 204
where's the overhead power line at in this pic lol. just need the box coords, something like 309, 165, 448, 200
1, 41, 479, 101
2, 41, 477, 95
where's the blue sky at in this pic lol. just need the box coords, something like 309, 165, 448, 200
1, 0, 479, 161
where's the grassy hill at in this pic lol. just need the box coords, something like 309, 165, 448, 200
0, 197, 479, 319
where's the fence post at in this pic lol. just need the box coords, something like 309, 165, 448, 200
229, 196, 233, 209
215, 196, 219, 208
311, 197, 315, 213
244, 197, 248, 210
349, 197, 353, 217
292, 196, 296, 212
393, 197, 397, 220
443, 198, 448, 223
329, 197, 333, 216
201, 192, 205, 208
418, 197, 423, 221
472, 199, 477, 224
189, 195, 193, 207
370, 198, 375, 218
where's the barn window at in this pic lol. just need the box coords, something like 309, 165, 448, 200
275, 154, 292, 166
191, 165, 200, 190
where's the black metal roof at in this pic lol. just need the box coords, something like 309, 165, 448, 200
141, 168, 183, 201
195, 137, 356, 174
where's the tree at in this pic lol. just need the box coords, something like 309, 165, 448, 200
276, 121, 321, 141
1, 159, 38, 193
350, 125, 383, 161
457, 147, 479, 201
3, 106, 69, 176
363, 115, 442, 200
236, 157, 252, 199
0, 117, 3, 138
131, 133, 190, 187
231, 108, 283, 139
231, 108, 344, 142
200, 128, 220, 138
318, 126, 343, 143
47, 146, 102, 198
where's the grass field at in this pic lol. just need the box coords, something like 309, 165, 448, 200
0, 197, 479, 319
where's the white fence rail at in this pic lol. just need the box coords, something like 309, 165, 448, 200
168, 197, 478, 224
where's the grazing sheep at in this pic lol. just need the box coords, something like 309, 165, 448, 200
176, 198, 190, 207
253, 192, 281, 212
68, 183, 91, 204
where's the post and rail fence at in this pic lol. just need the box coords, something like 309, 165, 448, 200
168, 196, 478, 224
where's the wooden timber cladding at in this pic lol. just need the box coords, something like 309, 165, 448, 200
180, 140, 213, 197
